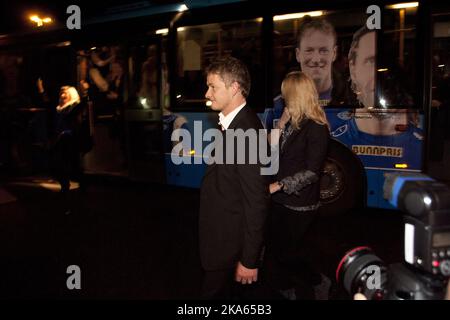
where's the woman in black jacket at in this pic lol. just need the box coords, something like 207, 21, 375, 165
264, 71, 330, 300
53, 86, 90, 193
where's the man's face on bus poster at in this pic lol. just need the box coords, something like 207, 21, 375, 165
296, 29, 337, 94
350, 31, 376, 110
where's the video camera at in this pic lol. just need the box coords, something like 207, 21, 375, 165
336, 173, 450, 300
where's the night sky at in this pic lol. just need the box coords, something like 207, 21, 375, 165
0, 0, 182, 34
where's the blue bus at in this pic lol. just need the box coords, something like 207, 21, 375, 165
1, 0, 449, 215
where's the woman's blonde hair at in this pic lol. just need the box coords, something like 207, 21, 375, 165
281, 71, 329, 130
56, 86, 81, 113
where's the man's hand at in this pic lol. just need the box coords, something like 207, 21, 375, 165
235, 261, 258, 285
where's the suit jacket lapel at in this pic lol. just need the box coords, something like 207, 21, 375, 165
202, 106, 249, 178
227, 105, 249, 130
203, 121, 226, 179
203, 106, 250, 179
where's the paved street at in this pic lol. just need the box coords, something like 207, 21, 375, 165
0, 176, 404, 299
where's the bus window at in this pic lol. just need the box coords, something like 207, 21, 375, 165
78, 45, 126, 120
268, 6, 423, 173
77, 44, 128, 176
0, 44, 74, 175
0, 50, 30, 173
272, 9, 367, 108
0, 45, 72, 108
128, 37, 168, 109
139, 44, 158, 109
175, 18, 263, 110
161, 37, 170, 110
272, 6, 418, 110
0, 51, 24, 101
429, 6, 450, 171
378, 4, 418, 109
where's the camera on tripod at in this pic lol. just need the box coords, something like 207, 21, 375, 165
336, 173, 450, 300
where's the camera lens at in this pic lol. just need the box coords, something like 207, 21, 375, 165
336, 246, 386, 299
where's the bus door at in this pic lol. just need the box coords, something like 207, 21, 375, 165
77, 43, 129, 177
428, 4, 450, 184
124, 36, 167, 183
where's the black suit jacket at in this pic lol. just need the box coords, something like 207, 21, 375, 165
272, 119, 329, 208
199, 106, 270, 271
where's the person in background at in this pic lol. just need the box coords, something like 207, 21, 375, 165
52, 85, 91, 195
263, 71, 330, 300
199, 56, 270, 299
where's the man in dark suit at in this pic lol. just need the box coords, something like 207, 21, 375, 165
199, 57, 270, 299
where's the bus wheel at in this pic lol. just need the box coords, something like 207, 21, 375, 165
318, 139, 366, 216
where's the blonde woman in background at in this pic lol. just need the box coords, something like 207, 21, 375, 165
53, 86, 91, 195
263, 71, 330, 300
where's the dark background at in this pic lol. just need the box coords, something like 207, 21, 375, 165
0, 1, 183, 34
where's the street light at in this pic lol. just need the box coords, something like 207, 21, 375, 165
386, 2, 419, 9
273, 11, 323, 21
29, 15, 53, 27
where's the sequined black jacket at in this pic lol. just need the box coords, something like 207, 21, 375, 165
272, 118, 329, 208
